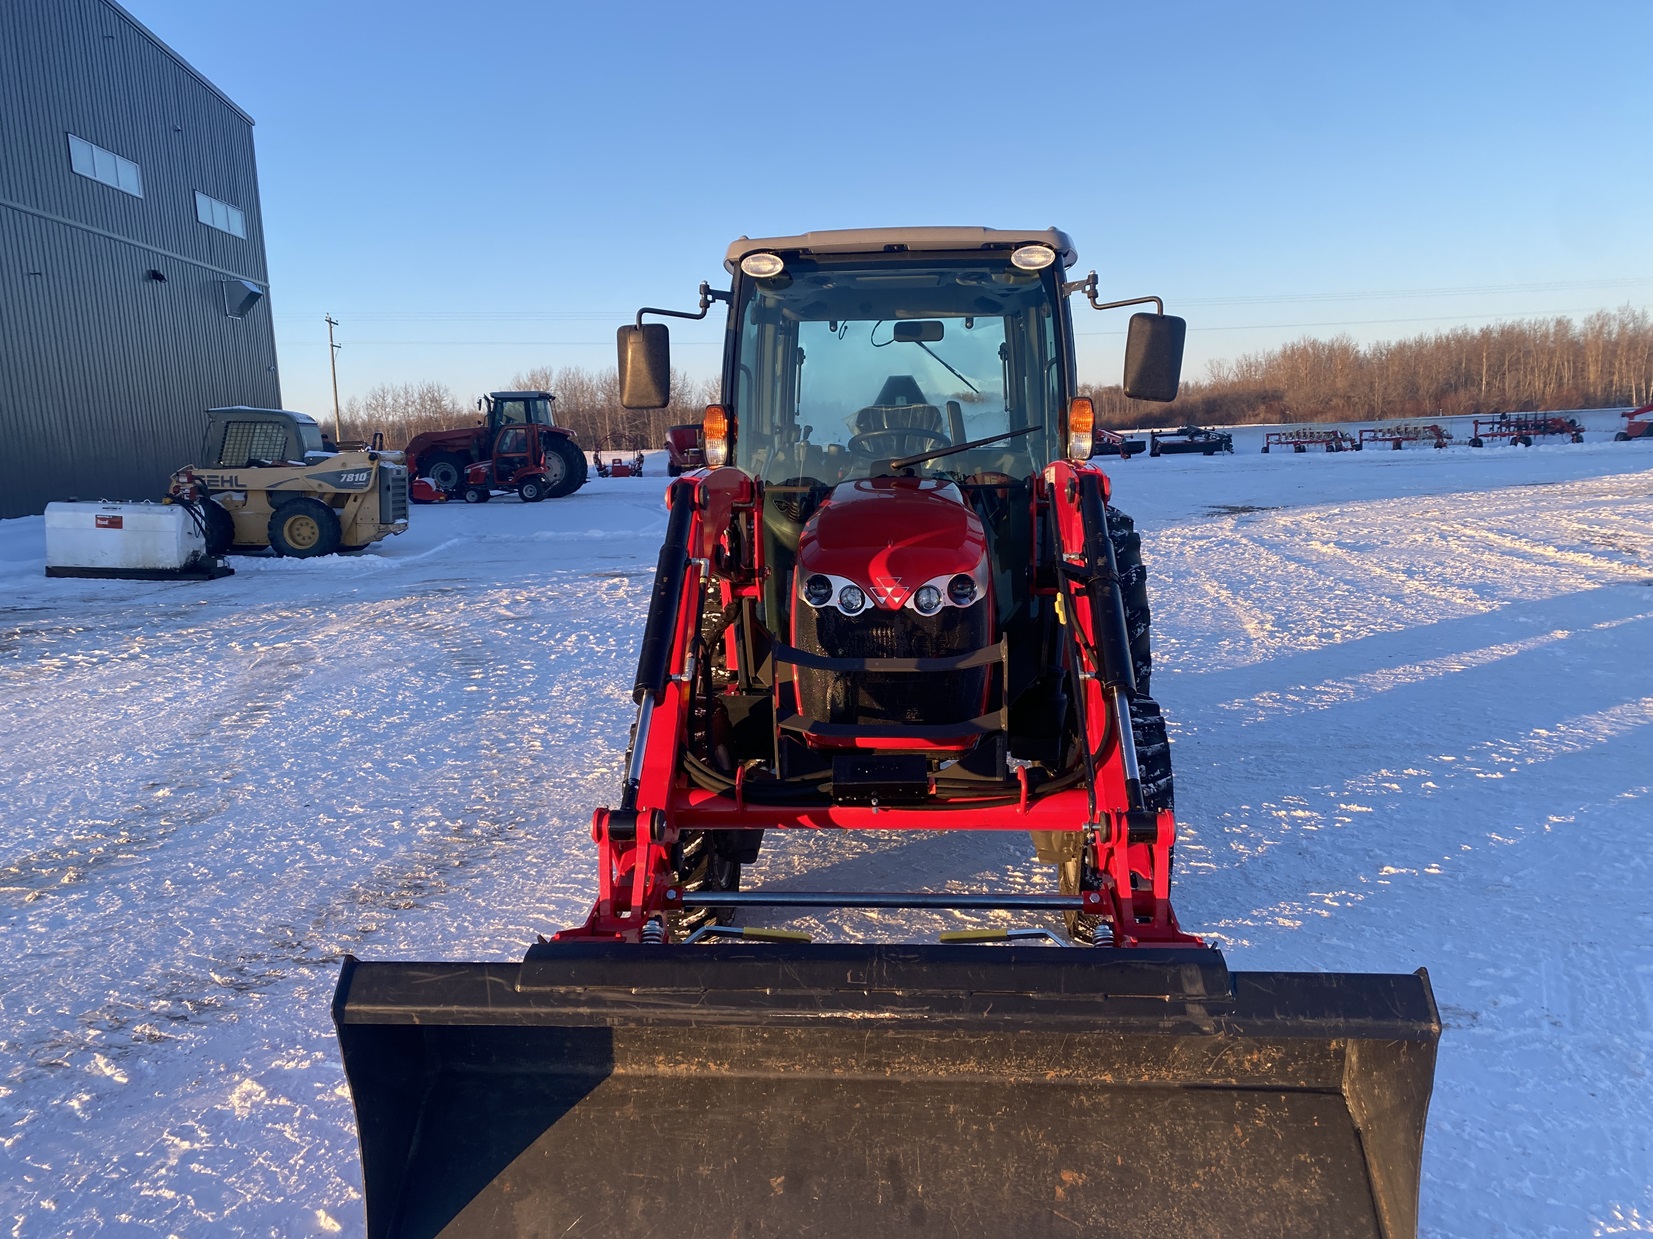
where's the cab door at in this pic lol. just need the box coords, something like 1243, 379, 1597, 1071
493, 426, 531, 482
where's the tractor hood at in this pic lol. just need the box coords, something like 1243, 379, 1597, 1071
796, 477, 988, 611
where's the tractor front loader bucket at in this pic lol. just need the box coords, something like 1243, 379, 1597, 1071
334, 943, 1440, 1239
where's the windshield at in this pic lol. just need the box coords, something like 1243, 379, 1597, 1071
730, 257, 1064, 483
494, 396, 555, 426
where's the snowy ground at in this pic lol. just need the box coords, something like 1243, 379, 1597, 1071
2, 433, 1651, 1237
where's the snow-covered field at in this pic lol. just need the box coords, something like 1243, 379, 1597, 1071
2, 435, 1651, 1237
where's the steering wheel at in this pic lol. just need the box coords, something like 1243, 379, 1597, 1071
847, 427, 951, 458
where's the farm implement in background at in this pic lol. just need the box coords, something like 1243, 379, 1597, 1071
594, 449, 647, 478
332, 227, 1440, 1239
1149, 423, 1233, 455
1359, 421, 1452, 450
1262, 426, 1358, 453
1468, 411, 1584, 447
1089, 424, 1147, 458
1617, 403, 1653, 442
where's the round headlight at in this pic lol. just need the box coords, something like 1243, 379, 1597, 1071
913, 585, 942, 615
803, 574, 833, 606
740, 251, 785, 278
838, 585, 866, 615
948, 574, 977, 606
1010, 244, 1056, 271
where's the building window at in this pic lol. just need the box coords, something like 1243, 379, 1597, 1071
67, 134, 143, 197
195, 191, 246, 239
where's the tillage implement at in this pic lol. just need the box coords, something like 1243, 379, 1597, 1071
333, 228, 1440, 1238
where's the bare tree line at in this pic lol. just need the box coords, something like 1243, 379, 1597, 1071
1083, 307, 1653, 429
340, 306, 1653, 447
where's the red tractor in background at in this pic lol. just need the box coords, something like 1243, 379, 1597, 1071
405, 390, 588, 501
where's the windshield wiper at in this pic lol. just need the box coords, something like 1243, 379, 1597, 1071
888, 423, 1043, 472
912, 341, 980, 395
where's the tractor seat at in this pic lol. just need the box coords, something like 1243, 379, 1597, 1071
853, 375, 945, 448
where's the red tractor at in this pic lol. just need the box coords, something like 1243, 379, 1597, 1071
334, 229, 1440, 1237
404, 390, 587, 501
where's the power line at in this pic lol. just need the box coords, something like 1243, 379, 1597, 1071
272, 275, 1653, 326
273, 303, 1650, 350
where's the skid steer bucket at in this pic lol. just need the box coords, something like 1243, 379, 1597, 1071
334, 943, 1439, 1239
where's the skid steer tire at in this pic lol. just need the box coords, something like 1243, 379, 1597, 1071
200, 499, 235, 557
268, 498, 341, 558
544, 438, 587, 499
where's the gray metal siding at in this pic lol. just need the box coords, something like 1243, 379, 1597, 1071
0, 0, 278, 519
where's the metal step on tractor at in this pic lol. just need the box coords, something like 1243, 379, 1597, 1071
168, 406, 407, 557
332, 227, 1441, 1238
405, 390, 588, 502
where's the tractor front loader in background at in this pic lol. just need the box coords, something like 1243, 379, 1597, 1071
334, 228, 1440, 1238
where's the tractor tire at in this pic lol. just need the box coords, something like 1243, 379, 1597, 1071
1616, 431, 1632, 442
200, 498, 235, 556
667, 462, 683, 477
462, 485, 490, 504
423, 452, 468, 494
668, 831, 741, 938
544, 437, 587, 499
267, 497, 341, 558
1106, 505, 1156, 697
1059, 508, 1174, 944
518, 476, 549, 503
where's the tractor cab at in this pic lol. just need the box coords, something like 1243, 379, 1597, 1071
482, 390, 558, 432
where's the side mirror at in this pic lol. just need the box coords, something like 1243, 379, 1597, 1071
1123, 313, 1186, 403
617, 323, 671, 409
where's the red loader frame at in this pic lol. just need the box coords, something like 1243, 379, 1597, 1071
555, 461, 1198, 949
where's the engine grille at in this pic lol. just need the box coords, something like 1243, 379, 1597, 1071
794, 600, 990, 726
379, 465, 409, 523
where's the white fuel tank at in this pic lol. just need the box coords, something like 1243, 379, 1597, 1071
44, 501, 231, 580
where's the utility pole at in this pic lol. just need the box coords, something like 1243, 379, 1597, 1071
325, 314, 342, 443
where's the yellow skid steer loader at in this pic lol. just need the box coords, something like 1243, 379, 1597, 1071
169, 406, 408, 557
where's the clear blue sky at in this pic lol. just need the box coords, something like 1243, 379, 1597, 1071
126, 0, 1653, 414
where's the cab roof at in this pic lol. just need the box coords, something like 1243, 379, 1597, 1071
724, 227, 1077, 271
207, 406, 319, 425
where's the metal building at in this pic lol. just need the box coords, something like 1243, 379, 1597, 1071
0, 0, 279, 520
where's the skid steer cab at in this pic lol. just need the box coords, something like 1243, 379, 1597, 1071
334, 228, 1440, 1239
168, 407, 408, 558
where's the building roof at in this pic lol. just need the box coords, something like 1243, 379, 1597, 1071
724, 227, 1077, 271
102, 0, 254, 125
